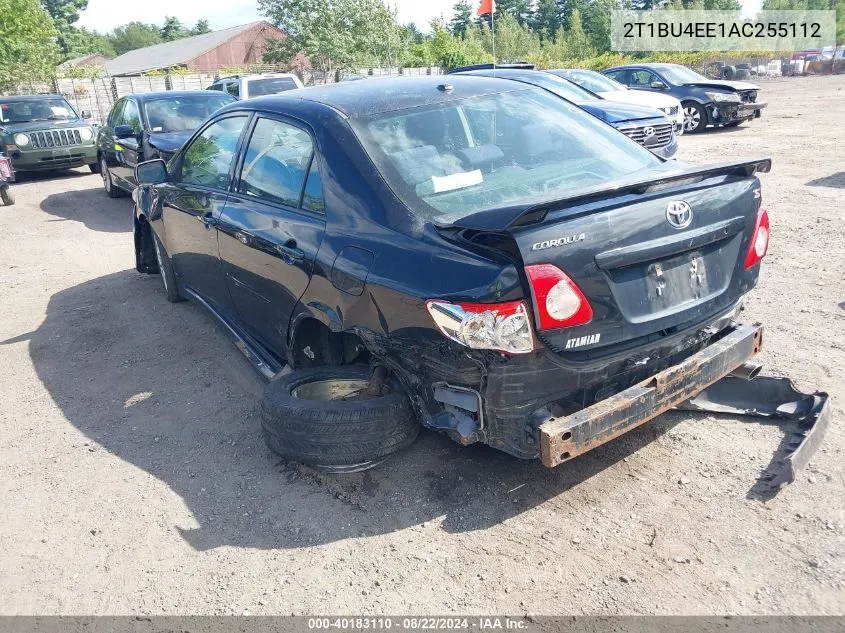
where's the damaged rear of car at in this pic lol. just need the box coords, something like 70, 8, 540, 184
131, 76, 826, 482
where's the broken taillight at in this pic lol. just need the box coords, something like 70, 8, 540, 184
525, 264, 593, 331
744, 208, 770, 270
426, 300, 535, 354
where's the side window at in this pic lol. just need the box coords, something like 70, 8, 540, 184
603, 70, 627, 84
630, 70, 657, 87
109, 100, 126, 127
226, 82, 240, 98
238, 118, 314, 208
180, 116, 248, 189
301, 159, 325, 214
122, 99, 142, 134
208, 83, 223, 92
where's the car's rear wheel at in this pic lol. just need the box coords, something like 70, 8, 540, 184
261, 365, 419, 473
152, 232, 183, 303
0, 185, 14, 206
100, 156, 122, 198
682, 102, 707, 134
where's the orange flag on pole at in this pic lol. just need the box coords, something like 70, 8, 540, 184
477, 0, 495, 16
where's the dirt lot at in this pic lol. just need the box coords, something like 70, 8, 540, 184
0, 75, 843, 616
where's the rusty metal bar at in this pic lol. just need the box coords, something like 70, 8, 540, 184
539, 322, 764, 468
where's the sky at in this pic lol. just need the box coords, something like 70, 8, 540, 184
76, 0, 763, 34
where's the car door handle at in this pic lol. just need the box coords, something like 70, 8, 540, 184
198, 213, 219, 229
276, 240, 305, 263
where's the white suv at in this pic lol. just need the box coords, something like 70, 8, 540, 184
206, 73, 304, 100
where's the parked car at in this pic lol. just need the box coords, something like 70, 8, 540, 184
602, 63, 767, 134
207, 73, 304, 100
451, 68, 678, 158
130, 76, 772, 472
96, 91, 236, 198
0, 152, 14, 205
549, 68, 685, 133
0, 95, 97, 175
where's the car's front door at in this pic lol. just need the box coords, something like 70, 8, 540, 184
217, 115, 326, 354
162, 114, 251, 316
113, 98, 143, 188
628, 69, 662, 92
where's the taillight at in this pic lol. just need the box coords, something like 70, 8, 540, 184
525, 264, 593, 330
426, 300, 535, 354
744, 208, 770, 270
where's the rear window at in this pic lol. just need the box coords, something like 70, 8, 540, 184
247, 77, 299, 96
353, 88, 660, 222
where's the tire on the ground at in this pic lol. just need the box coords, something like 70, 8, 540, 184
0, 185, 14, 206
152, 231, 183, 303
261, 364, 419, 470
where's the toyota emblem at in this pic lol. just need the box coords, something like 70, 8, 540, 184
666, 201, 693, 229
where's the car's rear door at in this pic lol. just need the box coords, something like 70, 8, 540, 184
217, 114, 326, 354
162, 113, 251, 315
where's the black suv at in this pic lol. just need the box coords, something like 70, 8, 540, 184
130, 76, 771, 471
603, 63, 767, 133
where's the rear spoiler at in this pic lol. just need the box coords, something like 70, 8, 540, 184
443, 158, 771, 232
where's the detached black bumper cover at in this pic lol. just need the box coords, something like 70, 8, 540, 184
680, 376, 831, 490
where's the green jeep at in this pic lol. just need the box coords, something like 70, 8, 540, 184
0, 95, 99, 177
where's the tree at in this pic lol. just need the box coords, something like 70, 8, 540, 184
0, 0, 60, 90
62, 26, 116, 58
532, 0, 560, 39
564, 8, 593, 58
192, 19, 211, 35
259, 0, 403, 79
449, 0, 474, 37
40, 0, 88, 55
110, 22, 163, 55
160, 16, 185, 41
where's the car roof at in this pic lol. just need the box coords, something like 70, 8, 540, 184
127, 91, 236, 103
239, 75, 527, 118
0, 94, 70, 102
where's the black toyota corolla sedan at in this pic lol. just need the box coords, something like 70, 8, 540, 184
96, 91, 235, 197
131, 76, 771, 472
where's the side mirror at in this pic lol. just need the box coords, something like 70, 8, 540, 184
81, 110, 92, 120
135, 159, 168, 186
115, 124, 136, 139
651, 81, 667, 90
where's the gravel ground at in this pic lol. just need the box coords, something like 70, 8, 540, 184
0, 75, 842, 616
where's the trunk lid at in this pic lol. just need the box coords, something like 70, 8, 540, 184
449, 159, 769, 357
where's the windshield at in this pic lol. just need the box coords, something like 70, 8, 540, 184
509, 72, 600, 102
0, 98, 77, 123
354, 88, 660, 222
656, 65, 709, 84
144, 95, 235, 133
247, 77, 299, 96
555, 70, 626, 93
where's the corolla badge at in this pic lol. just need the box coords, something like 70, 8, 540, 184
666, 201, 693, 229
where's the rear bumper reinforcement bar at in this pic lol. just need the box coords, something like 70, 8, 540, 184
540, 322, 764, 467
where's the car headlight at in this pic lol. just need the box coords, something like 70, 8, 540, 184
13, 133, 29, 147
79, 127, 94, 141
706, 91, 741, 103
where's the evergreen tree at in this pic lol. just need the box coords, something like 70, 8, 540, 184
449, 0, 474, 37
533, 0, 560, 39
